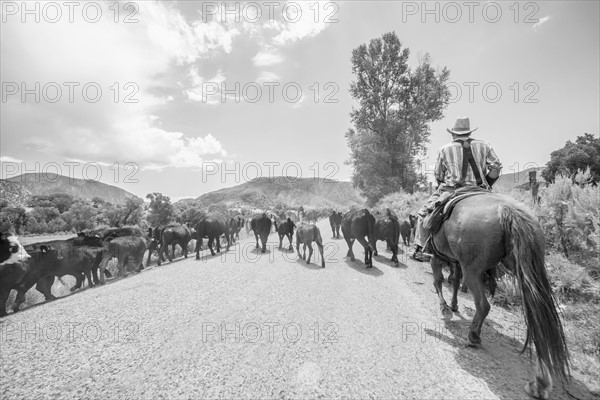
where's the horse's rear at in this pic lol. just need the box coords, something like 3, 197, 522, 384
431, 193, 569, 399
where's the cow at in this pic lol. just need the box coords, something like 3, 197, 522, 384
251, 213, 272, 253
98, 235, 148, 283
296, 224, 325, 268
195, 215, 230, 258
399, 214, 418, 246
0, 233, 29, 267
373, 209, 401, 265
341, 209, 376, 268
92, 226, 145, 241
155, 224, 192, 266
329, 211, 342, 238
227, 218, 238, 244
146, 228, 166, 266
274, 218, 296, 251
5, 245, 64, 316
22, 234, 108, 293
303, 209, 319, 224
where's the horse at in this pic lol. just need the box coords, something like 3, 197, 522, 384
428, 192, 569, 399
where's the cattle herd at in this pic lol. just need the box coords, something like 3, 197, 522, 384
0, 209, 417, 317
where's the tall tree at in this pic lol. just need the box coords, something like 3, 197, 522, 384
542, 133, 600, 184
146, 192, 174, 227
347, 31, 450, 205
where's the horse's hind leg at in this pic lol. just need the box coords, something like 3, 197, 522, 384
463, 268, 490, 346
450, 262, 462, 311
432, 256, 453, 319
356, 236, 372, 268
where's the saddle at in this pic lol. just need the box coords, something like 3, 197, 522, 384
423, 186, 490, 234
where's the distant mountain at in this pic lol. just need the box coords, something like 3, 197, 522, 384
193, 177, 365, 210
494, 166, 546, 192
1, 173, 141, 206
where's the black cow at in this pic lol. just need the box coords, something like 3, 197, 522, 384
98, 235, 148, 282
0, 233, 29, 266
296, 224, 325, 268
251, 213, 272, 253
329, 211, 342, 238
341, 209, 376, 268
195, 215, 230, 258
92, 226, 145, 241
146, 227, 166, 266
155, 224, 192, 266
275, 218, 296, 250
399, 214, 418, 246
373, 208, 401, 264
22, 234, 108, 293
6, 245, 64, 316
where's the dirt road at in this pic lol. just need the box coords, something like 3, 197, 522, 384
0, 220, 593, 399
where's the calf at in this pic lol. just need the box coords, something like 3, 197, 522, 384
98, 236, 148, 283
329, 211, 342, 238
156, 224, 192, 265
399, 214, 418, 246
275, 218, 296, 250
373, 209, 401, 265
296, 224, 325, 268
251, 213, 272, 253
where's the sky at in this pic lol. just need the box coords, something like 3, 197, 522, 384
1, 0, 598, 201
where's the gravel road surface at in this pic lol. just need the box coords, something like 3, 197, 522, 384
0, 220, 593, 399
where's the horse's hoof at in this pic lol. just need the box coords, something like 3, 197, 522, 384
70, 287, 79, 292
524, 380, 550, 400
322, 263, 325, 268
350, 257, 355, 262
450, 304, 459, 312
468, 331, 481, 346
440, 305, 453, 319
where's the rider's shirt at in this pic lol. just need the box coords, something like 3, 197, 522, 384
434, 138, 502, 188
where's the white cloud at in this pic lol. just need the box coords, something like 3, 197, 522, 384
271, 2, 331, 46
252, 50, 284, 66
185, 68, 227, 104
1, 1, 233, 169
533, 16, 550, 30
257, 71, 282, 82
0, 156, 24, 164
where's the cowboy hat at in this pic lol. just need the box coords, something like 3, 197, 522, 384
447, 117, 478, 135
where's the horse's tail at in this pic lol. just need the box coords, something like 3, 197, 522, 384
500, 204, 570, 382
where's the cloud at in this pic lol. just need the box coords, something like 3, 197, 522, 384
271, 2, 332, 46
1, 1, 234, 170
185, 68, 227, 104
533, 16, 550, 30
257, 71, 282, 82
252, 50, 284, 66
0, 156, 24, 164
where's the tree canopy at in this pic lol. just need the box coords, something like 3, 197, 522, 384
346, 31, 450, 205
542, 133, 600, 184
146, 192, 174, 227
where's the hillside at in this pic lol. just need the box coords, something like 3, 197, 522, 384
193, 177, 365, 210
494, 166, 546, 192
1, 173, 142, 206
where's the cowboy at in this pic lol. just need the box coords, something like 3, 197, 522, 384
412, 117, 502, 261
